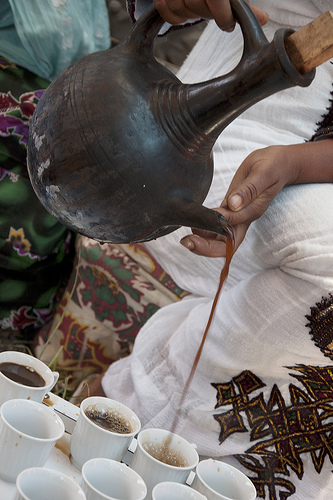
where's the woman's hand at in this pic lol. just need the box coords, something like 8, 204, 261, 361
153, 0, 268, 31
180, 139, 333, 257
180, 144, 303, 257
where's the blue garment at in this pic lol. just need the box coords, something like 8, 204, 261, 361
0, 0, 110, 81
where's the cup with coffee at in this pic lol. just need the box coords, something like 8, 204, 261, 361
0, 350, 59, 406
70, 396, 141, 470
81, 458, 147, 500
130, 428, 199, 500
0, 398, 65, 483
14, 467, 86, 500
191, 459, 257, 500
152, 481, 208, 500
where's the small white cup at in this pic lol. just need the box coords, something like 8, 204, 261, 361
191, 459, 257, 500
0, 398, 65, 483
81, 458, 147, 500
0, 351, 59, 406
70, 396, 141, 470
130, 428, 199, 500
14, 467, 86, 500
153, 481, 208, 500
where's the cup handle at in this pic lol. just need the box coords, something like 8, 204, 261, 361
50, 371, 59, 391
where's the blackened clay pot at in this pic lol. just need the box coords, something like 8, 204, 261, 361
27, 0, 314, 243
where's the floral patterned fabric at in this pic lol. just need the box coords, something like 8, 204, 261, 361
0, 58, 74, 346
35, 236, 189, 385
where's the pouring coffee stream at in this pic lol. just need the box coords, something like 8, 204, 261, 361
169, 229, 235, 437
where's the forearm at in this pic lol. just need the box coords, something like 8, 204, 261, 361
286, 138, 333, 185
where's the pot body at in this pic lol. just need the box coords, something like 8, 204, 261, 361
28, 45, 214, 243
27, 1, 314, 244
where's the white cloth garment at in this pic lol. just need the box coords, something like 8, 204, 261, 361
103, 1, 333, 498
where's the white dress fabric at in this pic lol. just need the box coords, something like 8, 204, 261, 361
103, 1, 333, 498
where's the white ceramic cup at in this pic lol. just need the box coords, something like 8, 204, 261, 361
152, 481, 208, 500
0, 398, 65, 483
14, 467, 86, 500
70, 396, 141, 470
191, 459, 257, 500
0, 351, 59, 406
81, 458, 147, 500
130, 428, 199, 500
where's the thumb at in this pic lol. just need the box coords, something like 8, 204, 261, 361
227, 182, 258, 212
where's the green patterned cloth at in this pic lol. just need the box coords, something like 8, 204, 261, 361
0, 58, 74, 344
0, 0, 110, 348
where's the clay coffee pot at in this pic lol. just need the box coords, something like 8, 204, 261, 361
27, 0, 314, 244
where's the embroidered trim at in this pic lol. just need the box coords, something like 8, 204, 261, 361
310, 68, 333, 141
305, 293, 333, 360
212, 364, 333, 499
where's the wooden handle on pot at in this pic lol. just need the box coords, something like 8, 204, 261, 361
284, 10, 333, 73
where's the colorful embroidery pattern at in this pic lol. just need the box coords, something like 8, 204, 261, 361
212, 365, 333, 499
0, 91, 40, 145
6, 227, 41, 260
36, 237, 189, 376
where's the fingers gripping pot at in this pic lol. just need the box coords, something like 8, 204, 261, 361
27, 0, 314, 244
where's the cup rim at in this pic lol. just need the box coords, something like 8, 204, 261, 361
137, 428, 199, 470
1, 399, 65, 442
82, 458, 147, 500
80, 396, 141, 437
153, 481, 207, 499
195, 459, 256, 499
16, 467, 86, 499
0, 351, 55, 389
